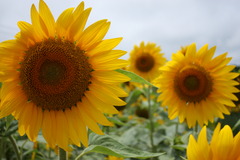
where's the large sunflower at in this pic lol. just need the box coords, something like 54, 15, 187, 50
0, 0, 129, 150
154, 43, 239, 128
128, 42, 166, 82
187, 124, 240, 160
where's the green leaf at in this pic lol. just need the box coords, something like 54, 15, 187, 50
107, 117, 125, 126
6, 115, 15, 129
4, 125, 18, 137
116, 69, 152, 86
171, 144, 187, 151
233, 119, 240, 131
180, 156, 188, 160
75, 133, 164, 160
125, 89, 142, 107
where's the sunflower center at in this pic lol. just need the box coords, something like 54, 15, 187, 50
174, 64, 213, 103
184, 76, 199, 90
135, 53, 154, 72
40, 60, 66, 85
20, 39, 92, 110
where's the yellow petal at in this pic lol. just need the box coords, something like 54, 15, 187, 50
42, 110, 56, 148
92, 70, 130, 84
56, 8, 74, 38
204, 46, 216, 62
72, 2, 84, 19
92, 59, 128, 71
211, 123, 221, 145
0, 87, 27, 118
39, 0, 55, 37
187, 135, 199, 160
56, 110, 69, 151
86, 38, 123, 56
85, 92, 119, 114
69, 8, 92, 41
17, 21, 36, 45
196, 44, 208, 61
68, 107, 88, 146
18, 102, 33, 136
26, 106, 40, 141
64, 108, 81, 147
212, 125, 234, 160
197, 126, 210, 159
186, 43, 197, 58
208, 53, 228, 70
90, 50, 127, 64
76, 103, 104, 135
77, 20, 109, 50
81, 97, 113, 126
89, 83, 126, 106
31, 4, 47, 40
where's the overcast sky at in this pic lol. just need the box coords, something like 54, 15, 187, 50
0, 0, 239, 65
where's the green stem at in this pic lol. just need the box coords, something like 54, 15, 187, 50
8, 135, 21, 160
147, 85, 156, 155
175, 121, 179, 137
59, 147, 68, 160
48, 148, 52, 159
195, 125, 198, 132
193, 124, 199, 138
0, 137, 3, 160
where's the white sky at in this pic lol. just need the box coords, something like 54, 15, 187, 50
0, 0, 239, 65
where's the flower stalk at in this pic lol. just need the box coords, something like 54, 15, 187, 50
147, 85, 156, 155
8, 135, 21, 160
59, 147, 68, 160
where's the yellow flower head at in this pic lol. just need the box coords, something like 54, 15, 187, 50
187, 124, 240, 160
128, 41, 166, 82
106, 155, 124, 160
154, 43, 239, 128
0, 0, 130, 151
228, 74, 240, 112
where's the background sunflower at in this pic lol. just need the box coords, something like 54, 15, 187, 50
128, 42, 166, 82
154, 43, 239, 128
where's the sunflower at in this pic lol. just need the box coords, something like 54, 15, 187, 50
128, 42, 166, 82
106, 155, 124, 160
154, 43, 239, 128
187, 124, 240, 160
0, 0, 129, 151
228, 73, 240, 112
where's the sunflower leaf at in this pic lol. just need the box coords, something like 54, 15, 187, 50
107, 117, 125, 126
116, 69, 153, 86
75, 133, 164, 159
125, 89, 143, 107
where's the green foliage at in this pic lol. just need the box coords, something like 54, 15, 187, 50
116, 69, 152, 86
76, 133, 164, 160
0, 116, 18, 137
125, 89, 143, 107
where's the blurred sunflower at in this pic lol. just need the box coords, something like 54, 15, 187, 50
106, 155, 124, 160
0, 0, 129, 151
128, 42, 166, 82
154, 43, 239, 128
187, 124, 240, 160
228, 73, 240, 112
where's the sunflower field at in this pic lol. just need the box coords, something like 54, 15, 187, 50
0, 1, 240, 160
